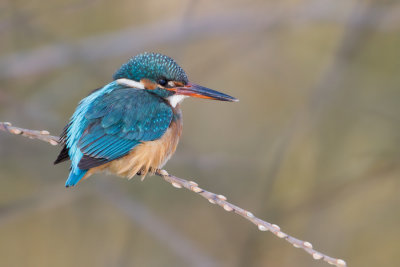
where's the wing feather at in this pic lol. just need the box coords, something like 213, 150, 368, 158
74, 88, 173, 169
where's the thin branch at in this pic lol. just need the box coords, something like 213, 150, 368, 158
0, 122, 347, 267
0, 122, 59, 145
156, 170, 346, 267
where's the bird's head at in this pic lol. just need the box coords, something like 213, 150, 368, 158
113, 52, 238, 107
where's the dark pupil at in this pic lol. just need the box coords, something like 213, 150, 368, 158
158, 79, 167, 86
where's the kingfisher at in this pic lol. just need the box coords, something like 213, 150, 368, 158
54, 52, 238, 187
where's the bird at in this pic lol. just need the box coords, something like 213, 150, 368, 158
54, 52, 238, 187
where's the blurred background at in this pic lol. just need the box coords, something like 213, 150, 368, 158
0, 0, 399, 266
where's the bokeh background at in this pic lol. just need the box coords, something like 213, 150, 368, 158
0, 0, 399, 266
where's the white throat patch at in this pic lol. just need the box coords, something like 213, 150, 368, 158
167, 94, 188, 108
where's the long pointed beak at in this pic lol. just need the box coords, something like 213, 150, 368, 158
174, 83, 238, 102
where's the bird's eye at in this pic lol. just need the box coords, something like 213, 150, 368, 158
158, 79, 167, 86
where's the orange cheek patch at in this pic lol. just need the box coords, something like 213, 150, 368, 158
173, 81, 184, 87
140, 79, 158, 90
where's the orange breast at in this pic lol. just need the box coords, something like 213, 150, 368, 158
82, 106, 183, 180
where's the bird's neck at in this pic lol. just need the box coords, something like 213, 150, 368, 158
167, 94, 188, 108
171, 104, 182, 123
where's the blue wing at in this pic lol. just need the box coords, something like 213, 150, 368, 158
77, 88, 173, 169
63, 82, 173, 186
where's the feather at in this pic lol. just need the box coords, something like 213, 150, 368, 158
57, 81, 174, 185
54, 145, 70, 164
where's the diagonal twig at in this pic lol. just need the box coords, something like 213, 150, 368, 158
156, 170, 346, 267
0, 121, 347, 267
0, 122, 59, 145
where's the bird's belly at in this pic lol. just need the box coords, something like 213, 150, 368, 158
106, 118, 182, 179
